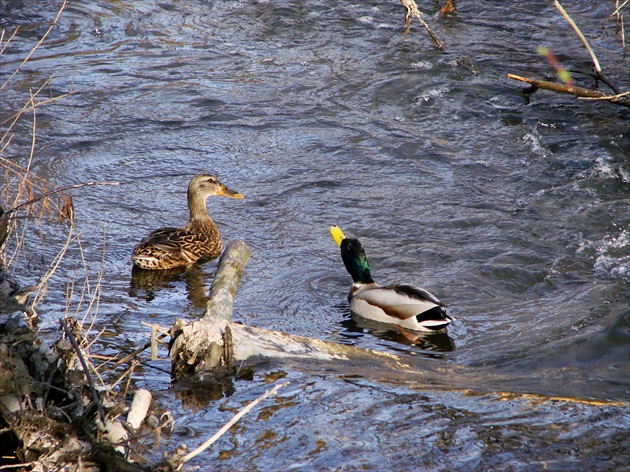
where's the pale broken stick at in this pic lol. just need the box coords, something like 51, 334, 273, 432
182, 381, 289, 463
400, 0, 444, 50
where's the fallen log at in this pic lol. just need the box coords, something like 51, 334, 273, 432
169, 240, 417, 381
163, 247, 498, 398
168, 241, 630, 409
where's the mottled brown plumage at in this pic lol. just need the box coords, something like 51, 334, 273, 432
131, 174, 244, 270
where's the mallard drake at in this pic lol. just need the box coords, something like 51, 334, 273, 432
131, 174, 244, 270
330, 226, 452, 332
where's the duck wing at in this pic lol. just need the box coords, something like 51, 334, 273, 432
355, 284, 445, 321
136, 227, 199, 254
391, 284, 447, 307
132, 227, 215, 270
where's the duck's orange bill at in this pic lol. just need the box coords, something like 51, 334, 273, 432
218, 186, 245, 199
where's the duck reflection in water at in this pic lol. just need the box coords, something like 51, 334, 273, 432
129, 264, 210, 309
338, 305, 456, 353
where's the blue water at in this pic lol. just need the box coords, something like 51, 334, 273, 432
1, 0, 628, 469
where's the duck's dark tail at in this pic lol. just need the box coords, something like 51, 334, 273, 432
416, 306, 453, 331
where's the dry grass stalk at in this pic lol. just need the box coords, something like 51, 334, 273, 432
603, 0, 627, 50
553, 0, 602, 75
0, 0, 67, 93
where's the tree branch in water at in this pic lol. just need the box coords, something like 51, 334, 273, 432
508, 74, 630, 108
509, 2, 629, 108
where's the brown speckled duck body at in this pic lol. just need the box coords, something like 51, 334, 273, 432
131, 174, 244, 270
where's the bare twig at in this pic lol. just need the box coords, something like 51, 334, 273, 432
182, 381, 290, 463
0, 27, 20, 57
108, 332, 169, 369
107, 359, 139, 393
20, 91, 37, 210
0, 463, 37, 471
578, 91, 630, 101
611, 0, 626, 51
151, 324, 159, 361
507, 73, 630, 107
59, 317, 106, 423
553, 0, 601, 74
613, 0, 629, 16
0, 0, 68, 92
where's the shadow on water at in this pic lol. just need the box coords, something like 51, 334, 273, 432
171, 367, 257, 410
129, 264, 211, 308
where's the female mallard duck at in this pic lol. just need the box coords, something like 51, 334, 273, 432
131, 174, 244, 270
330, 226, 452, 332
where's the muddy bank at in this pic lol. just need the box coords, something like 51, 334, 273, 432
0, 316, 154, 471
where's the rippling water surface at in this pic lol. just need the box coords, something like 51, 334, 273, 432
1, 0, 628, 469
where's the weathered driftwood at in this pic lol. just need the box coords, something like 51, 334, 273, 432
167, 242, 469, 387
170, 240, 249, 379
170, 240, 415, 381
127, 389, 152, 430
